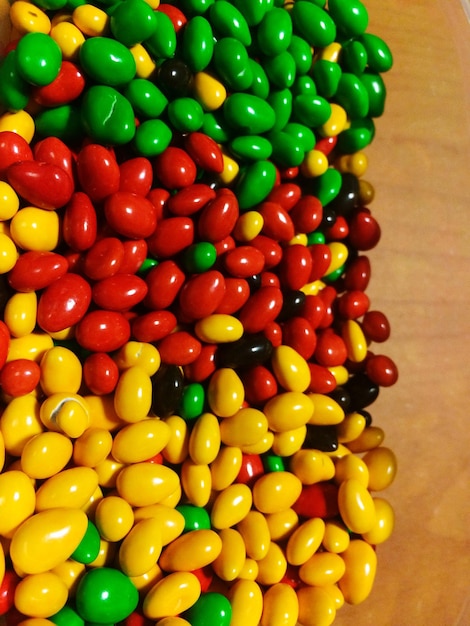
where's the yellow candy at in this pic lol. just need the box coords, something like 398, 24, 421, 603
272, 425, 307, 457
113, 365, 152, 423
297, 585, 336, 626
72, 4, 109, 36
155, 619, 191, 626
210, 483, 252, 529
117, 462, 180, 507
40, 346, 82, 395
335, 151, 368, 177
219, 151, 239, 185
94, 456, 125, 489
207, 368, 244, 418
192, 72, 226, 110
286, 517, 325, 566
263, 391, 314, 433
160, 483, 182, 508
363, 446, 398, 491
219, 407, 268, 448
129, 562, 163, 594
265, 508, 299, 542
51, 559, 85, 596
299, 551, 346, 586
114, 341, 160, 375
188, 412, 221, 465
237, 510, 270, 561
238, 558, 258, 581
253, 471, 302, 514
308, 393, 345, 426
39, 392, 90, 438
322, 520, 350, 554
10, 207, 59, 251
87, 538, 116, 568
362, 497, 395, 544
323, 584, 345, 610
119, 518, 163, 577
50, 21, 85, 60
261, 583, 299, 626
342, 319, 368, 362
347, 425, 385, 453
240, 431, 274, 455
336, 411, 367, 443
210, 446, 242, 491
325, 241, 348, 276
300, 149, 329, 178
319, 41, 341, 63
159, 529, 222, 572
338, 539, 377, 605
4, 292, 37, 338
300, 279, 325, 296
84, 394, 124, 432
228, 579, 263, 626
256, 541, 287, 585
320, 103, 348, 137
17, 620, 55, 626
181, 459, 211, 507
130, 43, 156, 78
290, 449, 335, 484
143, 571, 201, 619
0, 470, 36, 537
162, 415, 189, 464
338, 478, 376, 534
35, 466, 99, 511
14, 572, 68, 618
133, 504, 185, 546
328, 365, 349, 385
271, 345, 310, 392
21, 431, 72, 479
72, 427, 113, 468
212, 527, 246, 581
0, 181, 19, 220
1, 394, 42, 456
10, 508, 87, 574
0, 233, 18, 273
7, 332, 54, 364
233, 211, 264, 241
0, 111, 35, 143
195, 313, 243, 343
9, 1, 51, 34
334, 454, 369, 487
94, 496, 134, 542
359, 178, 375, 203
112, 418, 170, 464
0, 431, 4, 473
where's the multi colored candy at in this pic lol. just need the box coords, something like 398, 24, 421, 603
0, 0, 398, 624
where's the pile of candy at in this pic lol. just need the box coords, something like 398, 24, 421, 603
0, 0, 398, 624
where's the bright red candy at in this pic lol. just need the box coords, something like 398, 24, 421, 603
0, 131, 33, 179
308, 243, 332, 281
146, 187, 170, 221
267, 182, 302, 211
33, 136, 76, 181
325, 214, 349, 240
307, 363, 337, 394
290, 195, 323, 234
144, 260, 186, 310
119, 157, 153, 195
236, 454, 264, 486
191, 566, 214, 593
264, 320, 282, 347
32, 61, 85, 106
146, 216, 194, 258
292, 482, 339, 518
343, 255, 371, 291
0, 321, 10, 371
7, 160, 74, 209
63, 192, 98, 251
0, 570, 21, 615
337, 290, 370, 320
76, 310, 131, 352
197, 189, 239, 242
104, 191, 158, 239
7, 250, 68, 291
77, 144, 120, 203
0, 359, 41, 397
317, 285, 337, 329
83, 237, 125, 280
154, 146, 197, 189
131, 310, 177, 342
214, 277, 249, 315
314, 328, 348, 367
259, 201, 295, 242
83, 352, 119, 395
238, 286, 283, 334
260, 271, 280, 288
223, 245, 265, 278
281, 316, 317, 360
279, 244, 312, 290
167, 183, 216, 216
314, 135, 337, 155
250, 235, 283, 269
92, 274, 148, 311
301, 295, 326, 330
242, 365, 278, 405
365, 353, 398, 387
156, 3, 187, 31
36, 273, 92, 333
178, 270, 225, 320
119, 239, 148, 274
184, 132, 224, 173
157, 331, 202, 365
183, 344, 217, 382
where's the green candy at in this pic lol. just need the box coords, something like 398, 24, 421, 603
311, 167, 342, 205
138, 258, 158, 275
201, 111, 232, 143
183, 592, 232, 626
288, 34, 313, 75
268, 130, 304, 167
110, 0, 157, 46
33, 0, 67, 8
176, 504, 212, 532
0, 51, 30, 111
230, 135, 273, 161
328, 0, 369, 37
209, 1, 252, 46
284, 122, 316, 152
268, 88, 293, 131
71, 520, 100, 564
75, 567, 138, 624
79, 37, 136, 87
257, 7, 293, 56
123, 79, 168, 119
360, 72, 386, 117
291, 2, 336, 48
246, 59, 270, 99
178, 0, 215, 15
335, 72, 370, 119
15, 32, 62, 87
182, 242, 217, 273
36, 104, 82, 143
324, 264, 345, 282
134, 119, 172, 156
263, 50, 296, 89
81, 86, 136, 145
360, 32, 393, 72
262, 453, 285, 472
50, 605, 85, 626
224, 93, 276, 135
182, 16, 214, 72
235, 160, 277, 210
167, 97, 204, 132
340, 40, 368, 75
293, 94, 331, 128
144, 11, 177, 59
307, 231, 326, 245
292, 75, 317, 96
179, 382, 206, 420
337, 117, 375, 153
312, 60, 342, 98
213, 37, 253, 91
230, 0, 272, 26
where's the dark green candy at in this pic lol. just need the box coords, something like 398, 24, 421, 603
262, 453, 285, 472
110, 0, 157, 46
257, 7, 293, 56
312, 60, 342, 98
144, 10, 177, 59
15, 32, 62, 87
328, 0, 369, 37
247, 59, 270, 99
292, 75, 317, 96
0, 51, 30, 111
268, 130, 305, 167
360, 72, 386, 117
179, 382, 206, 420
224, 93, 276, 135
291, 2, 336, 48
360, 33, 393, 72
35, 104, 83, 143
183, 592, 232, 626
335, 72, 370, 118
340, 40, 368, 75
213, 37, 253, 91
293, 94, 331, 128
134, 119, 172, 156
230, 0, 271, 26
182, 242, 217, 273
284, 122, 316, 152
79, 37, 136, 86
123, 79, 168, 119
201, 111, 232, 143
75, 568, 138, 624
178, 0, 215, 15
288, 34, 313, 75
209, 1, 252, 46
81, 86, 136, 145
235, 160, 277, 210
182, 16, 214, 72
230, 135, 273, 161
167, 97, 204, 132
268, 88, 293, 131
311, 167, 342, 205
337, 117, 375, 153
176, 504, 211, 532
71, 520, 100, 564
50, 605, 85, 626
32, 0, 67, 9
263, 50, 296, 89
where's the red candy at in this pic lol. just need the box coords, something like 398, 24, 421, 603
178, 270, 225, 319
344, 255, 371, 291
259, 201, 295, 242
348, 210, 381, 250
119, 157, 153, 195
290, 195, 323, 233
63, 192, 98, 251
279, 244, 313, 290
83, 352, 120, 395
197, 189, 239, 242
77, 144, 120, 203
147, 216, 194, 258
167, 183, 216, 216
223, 245, 265, 278
7, 250, 68, 292
0, 359, 41, 397
337, 290, 370, 320
33, 136, 76, 181
183, 343, 217, 382
157, 331, 202, 365
0, 322, 10, 371
184, 132, 224, 173
314, 328, 348, 367
361, 309, 391, 342
120, 239, 148, 274
83, 237, 125, 280
238, 286, 283, 334
104, 191, 158, 239
75, 310, 131, 352
365, 353, 399, 387
154, 146, 197, 189
293, 482, 339, 519
214, 277, 250, 315
281, 317, 317, 360
242, 365, 278, 405
250, 235, 283, 269
32, 61, 85, 106
307, 363, 337, 394
37, 273, 92, 333
0, 131, 33, 179
92, 274, 148, 311
267, 182, 302, 211
131, 310, 177, 343
7, 160, 74, 209
144, 261, 186, 310
309, 243, 332, 281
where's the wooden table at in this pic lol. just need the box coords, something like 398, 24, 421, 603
1, 1, 470, 625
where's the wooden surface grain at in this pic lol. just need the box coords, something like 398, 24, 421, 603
1, 1, 470, 625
